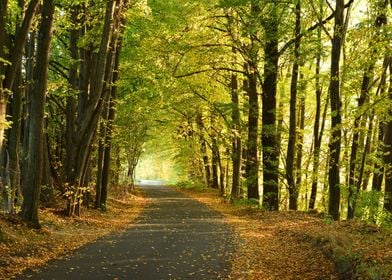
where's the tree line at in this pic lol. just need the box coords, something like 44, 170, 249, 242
123, 0, 391, 222
0, 0, 132, 228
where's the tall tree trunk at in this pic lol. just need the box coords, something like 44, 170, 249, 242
347, 75, 369, 218
197, 114, 211, 187
231, 65, 242, 199
95, 127, 105, 208
309, 24, 324, 209
245, 69, 259, 200
1, 0, 40, 156
327, 0, 346, 221
40, 129, 54, 205
383, 60, 392, 212
245, 1, 260, 201
113, 147, 121, 186
68, 0, 116, 189
7, 0, 30, 214
8, 67, 23, 213
21, 0, 55, 228
372, 122, 385, 191
286, 0, 301, 210
100, 39, 122, 211
96, 80, 112, 209
371, 57, 390, 192
21, 31, 36, 193
295, 89, 305, 208
3, 0, 40, 91
358, 118, 374, 191
65, 7, 79, 186
211, 136, 219, 189
262, 4, 279, 210
218, 150, 225, 195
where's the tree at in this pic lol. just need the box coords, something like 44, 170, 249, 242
384, 60, 392, 212
230, 54, 242, 199
63, 0, 130, 215
286, 0, 301, 210
0, 0, 40, 212
21, 0, 55, 228
347, 0, 389, 219
327, 0, 350, 220
261, 3, 279, 211
309, 7, 327, 209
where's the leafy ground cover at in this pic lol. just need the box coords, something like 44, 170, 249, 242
174, 186, 392, 280
0, 190, 147, 279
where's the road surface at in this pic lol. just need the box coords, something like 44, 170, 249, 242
19, 184, 234, 279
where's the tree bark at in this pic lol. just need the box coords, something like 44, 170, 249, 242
309, 21, 325, 209
3, 0, 40, 91
100, 39, 122, 211
231, 69, 242, 199
245, 68, 259, 200
8, 67, 23, 213
197, 114, 211, 187
328, 0, 345, 221
383, 60, 392, 212
95, 132, 105, 208
0, 0, 40, 157
21, 0, 55, 228
372, 123, 385, 191
68, 0, 116, 190
65, 7, 79, 185
262, 5, 279, 210
286, 0, 301, 210
211, 136, 219, 189
21, 31, 36, 195
244, 1, 260, 201
295, 88, 305, 208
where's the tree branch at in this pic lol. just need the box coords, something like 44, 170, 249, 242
278, 0, 354, 56
174, 67, 246, 78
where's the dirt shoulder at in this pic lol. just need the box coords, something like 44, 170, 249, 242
175, 187, 392, 280
0, 192, 147, 279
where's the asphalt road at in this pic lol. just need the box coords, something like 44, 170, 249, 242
18, 184, 234, 280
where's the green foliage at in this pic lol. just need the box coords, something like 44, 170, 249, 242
217, 0, 248, 8
232, 198, 260, 208
356, 261, 390, 280
4, 0, 21, 35
172, 180, 206, 191
323, 215, 334, 225
355, 190, 383, 223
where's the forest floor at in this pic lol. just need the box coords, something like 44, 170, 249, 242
175, 186, 392, 280
0, 189, 147, 279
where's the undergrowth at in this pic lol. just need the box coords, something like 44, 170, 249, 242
171, 180, 207, 191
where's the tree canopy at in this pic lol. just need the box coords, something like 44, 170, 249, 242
0, 0, 391, 227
